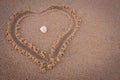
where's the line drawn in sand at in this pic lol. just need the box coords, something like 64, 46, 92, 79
6, 5, 81, 73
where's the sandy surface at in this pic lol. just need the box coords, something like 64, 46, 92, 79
0, 0, 120, 80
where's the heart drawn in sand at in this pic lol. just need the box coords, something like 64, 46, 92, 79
6, 5, 81, 73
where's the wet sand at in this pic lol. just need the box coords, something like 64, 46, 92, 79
0, 0, 120, 80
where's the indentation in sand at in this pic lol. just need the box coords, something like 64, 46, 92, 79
6, 5, 81, 73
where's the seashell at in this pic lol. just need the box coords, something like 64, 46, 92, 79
40, 26, 47, 33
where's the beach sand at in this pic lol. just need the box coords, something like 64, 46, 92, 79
0, 0, 120, 80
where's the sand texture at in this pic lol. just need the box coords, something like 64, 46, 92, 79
0, 0, 120, 80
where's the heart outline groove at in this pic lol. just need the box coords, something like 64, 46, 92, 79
6, 5, 81, 73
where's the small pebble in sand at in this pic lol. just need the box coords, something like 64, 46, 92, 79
40, 26, 47, 33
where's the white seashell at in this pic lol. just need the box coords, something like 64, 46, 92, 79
40, 26, 47, 33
